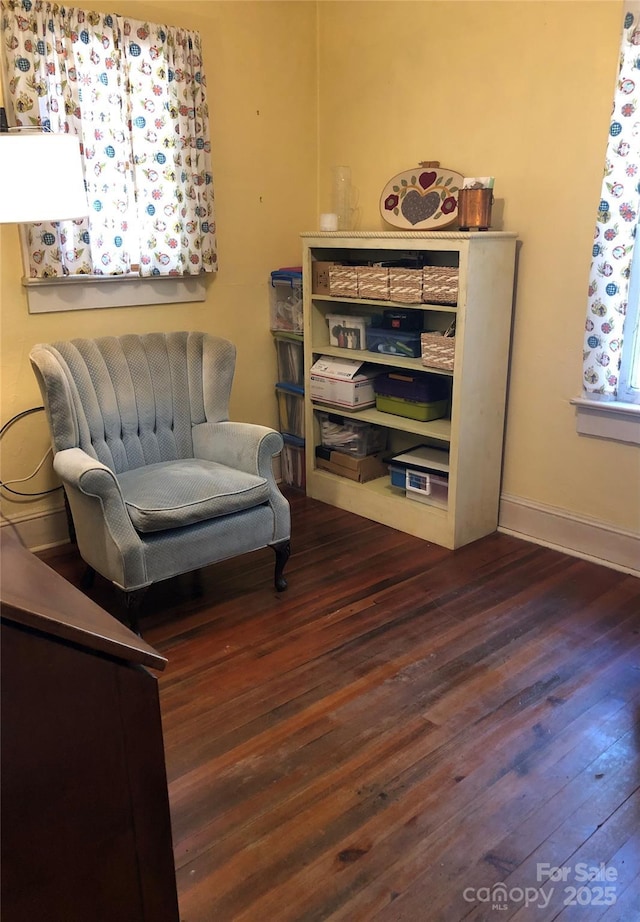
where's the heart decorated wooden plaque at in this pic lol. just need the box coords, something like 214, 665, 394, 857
380, 162, 464, 230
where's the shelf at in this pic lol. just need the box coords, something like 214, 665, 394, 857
307, 467, 451, 546
310, 401, 452, 442
311, 293, 457, 313
312, 466, 449, 509
310, 345, 454, 377
302, 230, 518, 240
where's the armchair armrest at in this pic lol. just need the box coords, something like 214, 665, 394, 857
192, 422, 284, 480
53, 448, 147, 590
54, 448, 126, 504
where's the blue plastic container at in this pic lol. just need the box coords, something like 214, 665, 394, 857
366, 327, 422, 358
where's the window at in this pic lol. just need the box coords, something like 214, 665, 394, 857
0, 0, 217, 281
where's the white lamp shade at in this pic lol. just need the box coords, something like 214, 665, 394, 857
0, 132, 88, 223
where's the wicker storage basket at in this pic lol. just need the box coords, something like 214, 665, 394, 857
329, 265, 358, 298
357, 266, 389, 300
422, 267, 459, 305
389, 268, 423, 303
421, 332, 456, 371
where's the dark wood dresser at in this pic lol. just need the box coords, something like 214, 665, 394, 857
0, 527, 179, 922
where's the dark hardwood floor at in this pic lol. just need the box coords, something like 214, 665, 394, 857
39, 490, 640, 922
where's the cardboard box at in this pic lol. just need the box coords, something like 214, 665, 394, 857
310, 355, 379, 409
312, 260, 337, 295
315, 446, 387, 483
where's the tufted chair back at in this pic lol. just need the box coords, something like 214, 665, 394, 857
31, 331, 235, 473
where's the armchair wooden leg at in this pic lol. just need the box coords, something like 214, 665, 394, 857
80, 565, 96, 591
120, 587, 148, 636
63, 490, 77, 545
272, 540, 290, 592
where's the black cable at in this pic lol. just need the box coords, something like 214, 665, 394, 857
0, 405, 44, 436
0, 406, 63, 496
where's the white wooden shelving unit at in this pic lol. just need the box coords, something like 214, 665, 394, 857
301, 230, 518, 549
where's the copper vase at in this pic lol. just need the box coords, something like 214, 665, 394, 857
457, 188, 494, 231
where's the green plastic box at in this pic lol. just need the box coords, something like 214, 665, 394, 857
375, 393, 449, 422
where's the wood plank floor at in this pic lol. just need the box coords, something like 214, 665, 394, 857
40, 490, 640, 922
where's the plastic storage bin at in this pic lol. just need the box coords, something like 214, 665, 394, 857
276, 383, 305, 439
374, 371, 449, 422
382, 309, 425, 331
388, 444, 449, 506
317, 410, 387, 458
270, 268, 303, 332
281, 433, 306, 491
389, 465, 448, 506
274, 333, 304, 388
366, 327, 422, 358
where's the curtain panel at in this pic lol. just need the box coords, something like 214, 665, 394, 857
1, 0, 217, 278
583, 1, 640, 397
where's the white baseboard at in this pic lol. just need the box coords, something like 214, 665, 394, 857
1, 505, 70, 553
499, 493, 640, 577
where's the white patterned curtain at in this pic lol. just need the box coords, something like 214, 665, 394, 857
1, 1, 217, 278
583, 2, 640, 396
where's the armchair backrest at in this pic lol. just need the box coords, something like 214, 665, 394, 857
30, 332, 236, 474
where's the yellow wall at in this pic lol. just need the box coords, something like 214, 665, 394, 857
317, 0, 640, 533
2, 0, 639, 542
0, 0, 318, 526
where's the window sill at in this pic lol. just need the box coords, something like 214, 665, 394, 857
571, 396, 640, 445
22, 273, 207, 313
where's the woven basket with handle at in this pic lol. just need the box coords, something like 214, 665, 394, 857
421, 332, 456, 371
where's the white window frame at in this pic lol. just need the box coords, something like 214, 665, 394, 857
21, 272, 207, 313
572, 395, 640, 445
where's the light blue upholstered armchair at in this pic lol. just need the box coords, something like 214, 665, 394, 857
30, 332, 291, 630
